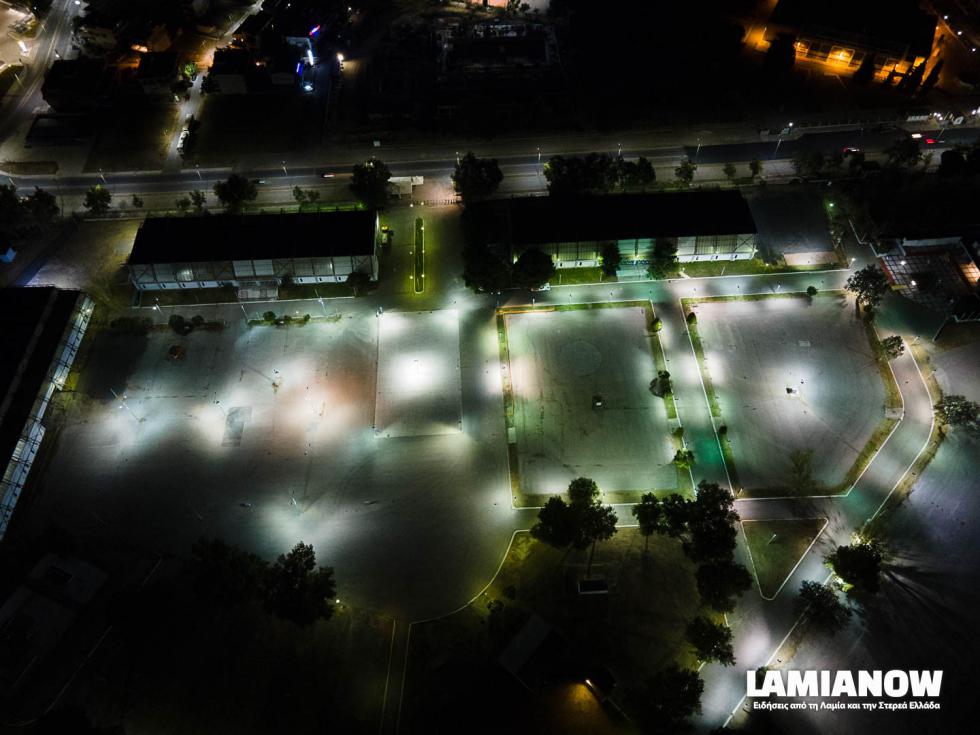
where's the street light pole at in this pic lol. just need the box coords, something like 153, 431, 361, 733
281, 160, 288, 175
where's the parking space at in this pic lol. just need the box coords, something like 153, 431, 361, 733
504, 306, 676, 497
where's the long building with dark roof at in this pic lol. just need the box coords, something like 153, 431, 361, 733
127, 210, 380, 295
474, 191, 757, 267
1, 288, 93, 540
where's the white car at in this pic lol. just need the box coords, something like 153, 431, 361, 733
176, 130, 190, 152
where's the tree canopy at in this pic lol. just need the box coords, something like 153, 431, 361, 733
844, 264, 888, 314
795, 580, 852, 634
696, 560, 752, 613
512, 248, 555, 289
350, 158, 392, 208
83, 185, 112, 216
826, 541, 883, 594
686, 615, 736, 665
262, 542, 337, 625
452, 152, 504, 200
213, 174, 257, 213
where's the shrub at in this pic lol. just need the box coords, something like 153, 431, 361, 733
806, 286, 818, 296
191, 315, 205, 327
673, 426, 684, 440
168, 314, 186, 333
303, 314, 311, 323
718, 424, 728, 435
652, 317, 663, 332
686, 312, 697, 325
263, 311, 277, 323
283, 314, 293, 324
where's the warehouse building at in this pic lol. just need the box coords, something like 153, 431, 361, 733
477, 191, 757, 267
1, 288, 93, 540
127, 210, 381, 297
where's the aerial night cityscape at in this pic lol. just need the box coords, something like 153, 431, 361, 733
1, 0, 979, 733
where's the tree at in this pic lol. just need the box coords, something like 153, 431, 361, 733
131, 193, 144, 209
23, 187, 60, 229
599, 243, 621, 276
795, 580, 852, 634
881, 335, 904, 359
686, 616, 735, 665
512, 248, 555, 289
463, 243, 511, 293
651, 369, 672, 397
452, 152, 504, 200
346, 270, 371, 296
674, 157, 697, 186
938, 149, 966, 177
763, 33, 796, 79
826, 541, 883, 593
292, 186, 308, 204
852, 53, 876, 84
844, 264, 888, 316
189, 190, 207, 212
884, 137, 922, 168
647, 238, 678, 278
672, 448, 694, 470
696, 560, 752, 613
175, 197, 191, 213
749, 158, 763, 179
722, 162, 737, 181
350, 158, 392, 208
635, 156, 656, 189
262, 542, 336, 625
531, 496, 575, 548
213, 174, 257, 213
629, 666, 703, 734
191, 537, 267, 607
792, 150, 825, 178
632, 492, 664, 551
806, 285, 818, 297
83, 185, 111, 215
684, 481, 739, 563
531, 477, 618, 577
661, 493, 691, 538
935, 395, 980, 428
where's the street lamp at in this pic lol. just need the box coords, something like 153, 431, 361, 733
282, 160, 288, 175
774, 122, 793, 155
617, 142, 622, 157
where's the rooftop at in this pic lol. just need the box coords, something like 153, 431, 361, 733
136, 51, 178, 81
128, 211, 378, 265
487, 191, 757, 247
0, 288, 82, 473
771, 0, 936, 57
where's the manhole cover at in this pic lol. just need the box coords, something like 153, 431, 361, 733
559, 340, 602, 376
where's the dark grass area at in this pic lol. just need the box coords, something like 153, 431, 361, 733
402, 529, 706, 734
83, 107, 179, 173
194, 95, 322, 165
742, 518, 828, 599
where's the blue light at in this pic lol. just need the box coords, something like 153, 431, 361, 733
309, 24, 321, 37
296, 62, 303, 75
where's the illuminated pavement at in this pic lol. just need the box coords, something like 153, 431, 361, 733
20, 205, 945, 730
690, 295, 886, 491
505, 306, 676, 497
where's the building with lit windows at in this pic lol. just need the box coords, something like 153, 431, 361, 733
127, 211, 381, 296
759, 0, 937, 81
474, 191, 757, 268
0, 288, 93, 540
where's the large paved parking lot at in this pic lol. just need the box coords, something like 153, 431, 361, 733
23, 308, 515, 619
504, 306, 676, 497
692, 294, 886, 492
